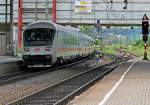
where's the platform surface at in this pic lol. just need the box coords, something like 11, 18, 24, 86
68, 58, 150, 105
0, 56, 21, 64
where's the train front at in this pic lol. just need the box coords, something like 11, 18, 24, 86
22, 22, 56, 67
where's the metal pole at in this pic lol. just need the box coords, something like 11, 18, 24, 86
10, 0, 13, 46
5, 0, 8, 55
144, 42, 148, 60
70, 0, 73, 25
18, 0, 23, 49
45, 0, 49, 20
35, 0, 38, 21
5, 0, 8, 24
52, 0, 56, 23
94, 0, 96, 24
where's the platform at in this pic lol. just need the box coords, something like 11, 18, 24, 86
0, 56, 21, 64
68, 58, 150, 105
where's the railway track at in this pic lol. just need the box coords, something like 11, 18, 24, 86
7, 58, 123, 105
0, 71, 33, 85
0, 58, 89, 86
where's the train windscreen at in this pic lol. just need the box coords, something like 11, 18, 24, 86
23, 28, 55, 46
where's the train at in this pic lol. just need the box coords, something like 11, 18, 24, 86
22, 21, 95, 67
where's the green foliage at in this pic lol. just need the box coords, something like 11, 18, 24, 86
132, 39, 143, 48
103, 45, 115, 55
148, 37, 150, 45
79, 25, 94, 36
96, 42, 144, 56
94, 39, 101, 45
79, 26, 150, 57
101, 39, 145, 56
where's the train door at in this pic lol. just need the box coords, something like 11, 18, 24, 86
79, 38, 83, 57
49, 29, 57, 64
88, 40, 91, 54
55, 31, 64, 58
53, 31, 58, 60
63, 32, 66, 59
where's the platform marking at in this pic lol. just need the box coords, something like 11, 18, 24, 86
98, 60, 137, 105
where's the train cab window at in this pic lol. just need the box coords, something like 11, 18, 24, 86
24, 28, 55, 46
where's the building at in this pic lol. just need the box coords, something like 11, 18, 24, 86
13, 0, 150, 26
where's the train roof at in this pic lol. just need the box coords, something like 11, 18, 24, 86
24, 21, 57, 31
24, 21, 74, 32
24, 21, 94, 41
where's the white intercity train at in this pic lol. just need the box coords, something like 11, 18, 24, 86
22, 21, 95, 67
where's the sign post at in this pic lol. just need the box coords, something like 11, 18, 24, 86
142, 14, 149, 60
96, 19, 103, 56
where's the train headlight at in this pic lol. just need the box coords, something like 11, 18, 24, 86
24, 47, 30, 52
45, 47, 51, 51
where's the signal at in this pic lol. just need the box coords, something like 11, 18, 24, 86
142, 14, 149, 60
142, 14, 149, 42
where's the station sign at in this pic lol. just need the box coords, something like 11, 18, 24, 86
74, 0, 92, 13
